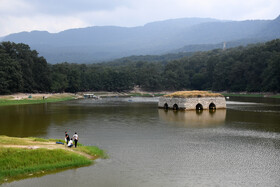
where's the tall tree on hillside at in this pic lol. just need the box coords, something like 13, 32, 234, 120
0, 49, 23, 94
1, 42, 50, 92
50, 63, 69, 92
261, 53, 280, 92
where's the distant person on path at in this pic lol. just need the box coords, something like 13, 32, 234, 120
73, 132, 79, 148
68, 138, 73, 148
65, 131, 70, 144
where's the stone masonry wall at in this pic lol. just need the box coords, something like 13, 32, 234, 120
158, 96, 226, 110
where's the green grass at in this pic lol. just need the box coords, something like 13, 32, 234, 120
26, 138, 107, 158
153, 93, 165, 97
0, 136, 65, 145
0, 148, 92, 183
0, 136, 30, 145
0, 97, 74, 106
128, 93, 150, 97
222, 93, 264, 98
270, 94, 280, 98
76, 146, 107, 159
0, 136, 107, 183
222, 93, 280, 98
27, 137, 50, 142
128, 93, 165, 97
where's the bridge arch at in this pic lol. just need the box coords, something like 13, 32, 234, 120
209, 103, 216, 110
173, 104, 178, 110
196, 103, 203, 110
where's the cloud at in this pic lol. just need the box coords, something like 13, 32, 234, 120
0, 0, 34, 16
76, 0, 280, 27
0, 15, 89, 35
0, 0, 280, 36
13, 0, 129, 15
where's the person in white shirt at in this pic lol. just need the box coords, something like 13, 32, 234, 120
68, 138, 73, 148
73, 132, 79, 148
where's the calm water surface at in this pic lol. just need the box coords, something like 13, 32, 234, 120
1, 97, 280, 187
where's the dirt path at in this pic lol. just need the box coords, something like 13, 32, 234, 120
0, 142, 95, 160
0, 93, 81, 100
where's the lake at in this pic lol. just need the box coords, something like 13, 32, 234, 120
1, 97, 280, 187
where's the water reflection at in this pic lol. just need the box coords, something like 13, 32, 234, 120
0, 102, 92, 137
0, 104, 51, 137
1, 97, 280, 187
158, 109, 226, 127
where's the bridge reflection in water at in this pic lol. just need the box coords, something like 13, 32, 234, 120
158, 109, 226, 128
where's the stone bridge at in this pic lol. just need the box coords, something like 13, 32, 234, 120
158, 96, 226, 110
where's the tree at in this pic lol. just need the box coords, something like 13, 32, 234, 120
0, 49, 23, 94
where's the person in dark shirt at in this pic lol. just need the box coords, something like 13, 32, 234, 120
65, 131, 70, 144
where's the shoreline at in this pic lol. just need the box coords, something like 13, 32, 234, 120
0, 136, 106, 184
81, 91, 280, 99
0, 91, 279, 107
0, 93, 81, 106
221, 92, 280, 98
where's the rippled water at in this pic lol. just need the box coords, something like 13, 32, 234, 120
1, 97, 280, 186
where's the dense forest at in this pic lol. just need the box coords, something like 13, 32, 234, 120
0, 39, 279, 94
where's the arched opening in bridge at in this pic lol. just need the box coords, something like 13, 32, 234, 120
209, 103, 216, 110
173, 104, 178, 110
196, 103, 203, 110
164, 103, 168, 110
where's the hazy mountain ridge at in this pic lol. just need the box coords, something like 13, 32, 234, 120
257, 15, 280, 39
176, 16, 280, 53
2, 16, 280, 63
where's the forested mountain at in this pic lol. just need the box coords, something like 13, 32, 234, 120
173, 38, 267, 53
108, 52, 194, 65
2, 16, 280, 63
1, 39, 279, 94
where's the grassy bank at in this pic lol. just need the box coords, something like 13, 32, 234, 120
0, 148, 91, 183
126, 92, 280, 98
127, 93, 165, 97
222, 93, 280, 98
0, 93, 78, 106
88, 91, 166, 98
91, 91, 280, 99
269, 95, 280, 98
222, 93, 264, 97
0, 136, 106, 184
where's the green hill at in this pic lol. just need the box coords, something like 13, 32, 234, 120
1, 39, 279, 94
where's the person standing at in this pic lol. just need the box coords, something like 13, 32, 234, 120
73, 132, 79, 148
65, 131, 70, 144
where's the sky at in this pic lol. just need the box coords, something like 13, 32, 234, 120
0, 0, 280, 37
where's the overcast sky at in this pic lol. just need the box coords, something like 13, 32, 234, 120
0, 0, 280, 37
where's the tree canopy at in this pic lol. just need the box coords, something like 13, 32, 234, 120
0, 39, 279, 95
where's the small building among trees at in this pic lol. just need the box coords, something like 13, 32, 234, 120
158, 91, 226, 110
